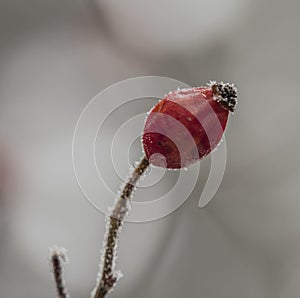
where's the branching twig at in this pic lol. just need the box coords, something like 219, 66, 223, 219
50, 247, 70, 298
49, 157, 149, 298
91, 156, 150, 298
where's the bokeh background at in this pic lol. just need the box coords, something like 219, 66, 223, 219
0, 0, 300, 297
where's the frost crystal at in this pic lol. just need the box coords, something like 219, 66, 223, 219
49, 246, 69, 264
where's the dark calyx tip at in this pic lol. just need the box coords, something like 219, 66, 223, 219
210, 81, 238, 112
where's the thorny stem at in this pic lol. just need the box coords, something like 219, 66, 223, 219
92, 156, 150, 298
50, 247, 69, 298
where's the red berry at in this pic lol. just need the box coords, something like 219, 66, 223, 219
142, 81, 237, 169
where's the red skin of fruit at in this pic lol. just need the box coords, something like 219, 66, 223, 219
142, 87, 229, 169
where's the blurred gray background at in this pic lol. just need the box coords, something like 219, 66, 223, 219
0, 0, 300, 297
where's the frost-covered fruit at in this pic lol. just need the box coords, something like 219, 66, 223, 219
142, 81, 237, 169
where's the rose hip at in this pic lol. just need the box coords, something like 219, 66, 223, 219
142, 81, 237, 169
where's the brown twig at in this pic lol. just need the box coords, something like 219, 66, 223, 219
91, 156, 150, 298
50, 247, 70, 298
